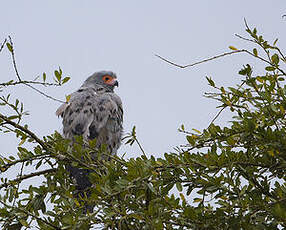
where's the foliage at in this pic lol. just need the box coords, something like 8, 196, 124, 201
0, 23, 286, 229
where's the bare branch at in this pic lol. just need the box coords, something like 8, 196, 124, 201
157, 47, 286, 78
8, 36, 21, 81
12, 162, 24, 207
207, 106, 226, 128
24, 83, 66, 103
235, 33, 254, 43
0, 80, 61, 87
155, 50, 245, 69
134, 135, 147, 157
0, 38, 7, 53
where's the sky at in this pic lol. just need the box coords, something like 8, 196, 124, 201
1, 1, 286, 160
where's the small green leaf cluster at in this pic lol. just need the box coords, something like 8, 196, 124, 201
54, 67, 70, 85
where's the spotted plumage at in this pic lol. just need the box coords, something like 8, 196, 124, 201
57, 71, 123, 153
56, 71, 123, 211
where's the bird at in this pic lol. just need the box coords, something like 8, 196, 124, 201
56, 71, 123, 212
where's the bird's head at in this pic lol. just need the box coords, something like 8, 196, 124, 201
82, 71, 119, 92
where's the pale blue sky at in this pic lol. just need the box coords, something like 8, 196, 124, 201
1, 0, 286, 158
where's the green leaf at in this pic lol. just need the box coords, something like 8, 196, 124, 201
65, 94, 71, 102
18, 138, 26, 146
15, 99, 19, 107
6, 42, 13, 52
62, 77, 70, 84
226, 136, 236, 145
193, 198, 202, 203
206, 185, 218, 192
253, 48, 258, 57
162, 183, 174, 195
19, 219, 29, 227
54, 70, 61, 82
8, 115, 18, 120
239, 64, 252, 76
265, 66, 275, 71
43, 72, 46, 82
35, 160, 42, 169
186, 135, 195, 145
192, 128, 201, 134
206, 76, 215, 87
6, 222, 23, 230
271, 53, 279, 65
229, 46, 238, 51
176, 182, 183, 192
239, 185, 247, 196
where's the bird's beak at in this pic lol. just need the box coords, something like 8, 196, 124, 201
110, 79, 119, 87
105, 78, 119, 87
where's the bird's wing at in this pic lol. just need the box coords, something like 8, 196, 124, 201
57, 89, 123, 143
91, 93, 123, 154
90, 93, 123, 137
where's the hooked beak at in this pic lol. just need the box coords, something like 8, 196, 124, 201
109, 78, 119, 87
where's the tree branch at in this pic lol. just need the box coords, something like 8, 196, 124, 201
0, 38, 7, 53
8, 36, 21, 81
0, 80, 61, 87
24, 83, 66, 103
7, 36, 66, 103
0, 199, 61, 230
0, 168, 56, 189
155, 50, 245, 69
1, 154, 51, 172
0, 113, 47, 150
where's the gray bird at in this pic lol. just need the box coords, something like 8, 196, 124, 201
56, 71, 123, 211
